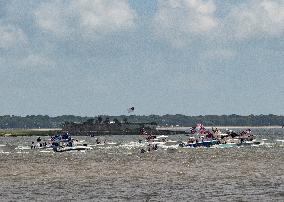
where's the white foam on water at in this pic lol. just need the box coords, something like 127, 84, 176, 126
123, 152, 133, 155
15, 146, 30, 150
39, 150, 52, 153
120, 142, 147, 149
16, 151, 29, 154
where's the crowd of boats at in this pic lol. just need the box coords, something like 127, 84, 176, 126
14, 123, 282, 153
138, 124, 263, 151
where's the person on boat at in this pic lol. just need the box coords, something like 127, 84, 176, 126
146, 134, 156, 141
31, 142, 35, 149
35, 142, 41, 148
65, 139, 72, 147
205, 131, 213, 139
95, 138, 100, 144
72, 139, 77, 146
187, 137, 195, 144
147, 144, 151, 152
152, 144, 158, 150
140, 148, 146, 153
212, 127, 217, 133
62, 132, 70, 140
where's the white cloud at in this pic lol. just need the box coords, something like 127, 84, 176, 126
203, 49, 236, 61
0, 23, 27, 48
20, 54, 53, 68
224, 0, 284, 40
153, 0, 284, 46
0, 54, 53, 71
153, 0, 218, 47
75, 0, 136, 34
34, 1, 71, 37
34, 0, 136, 39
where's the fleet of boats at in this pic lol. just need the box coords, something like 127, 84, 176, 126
139, 124, 267, 151
1, 124, 283, 153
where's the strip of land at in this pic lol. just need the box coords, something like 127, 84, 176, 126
0, 129, 61, 137
0, 125, 282, 137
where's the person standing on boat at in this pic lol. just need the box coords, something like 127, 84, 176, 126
95, 138, 100, 144
31, 142, 35, 149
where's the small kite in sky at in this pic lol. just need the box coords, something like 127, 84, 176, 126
127, 107, 135, 113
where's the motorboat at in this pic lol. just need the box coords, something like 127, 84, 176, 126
50, 133, 92, 152
148, 135, 178, 147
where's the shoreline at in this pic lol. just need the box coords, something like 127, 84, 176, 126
0, 126, 282, 137
0, 129, 61, 137
0, 126, 282, 131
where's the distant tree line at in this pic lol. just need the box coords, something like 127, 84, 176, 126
0, 114, 283, 129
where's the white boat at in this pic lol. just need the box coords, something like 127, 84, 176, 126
15, 146, 31, 150
49, 133, 93, 152
148, 135, 178, 147
53, 145, 93, 152
92, 142, 119, 147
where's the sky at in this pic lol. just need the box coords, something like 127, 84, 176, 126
0, 0, 283, 116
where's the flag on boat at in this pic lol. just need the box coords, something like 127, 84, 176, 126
196, 123, 207, 134
127, 106, 135, 113
199, 127, 207, 135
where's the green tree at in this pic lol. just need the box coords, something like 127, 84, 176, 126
123, 118, 128, 124
113, 118, 120, 125
97, 116, 103, 124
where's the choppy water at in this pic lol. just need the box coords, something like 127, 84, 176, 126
0, 128, 283, 201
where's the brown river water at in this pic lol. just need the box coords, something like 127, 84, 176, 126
0, 128, 283, 201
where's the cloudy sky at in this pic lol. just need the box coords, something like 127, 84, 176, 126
0, 0, 283, 116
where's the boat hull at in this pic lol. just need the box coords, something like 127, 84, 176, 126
53, 146, 92, 152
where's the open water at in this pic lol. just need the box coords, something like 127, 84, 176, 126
0, 128, 283, 201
